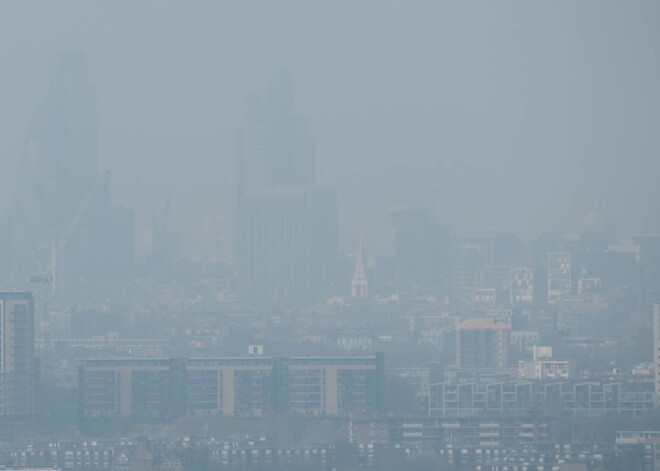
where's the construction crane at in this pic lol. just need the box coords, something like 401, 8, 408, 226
28, 171, 108, 295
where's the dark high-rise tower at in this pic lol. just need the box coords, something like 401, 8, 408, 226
236, 73, 337, 305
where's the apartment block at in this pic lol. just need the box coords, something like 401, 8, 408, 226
429, 380, 655, 418
0, 291, 36, 419
79, 355, 384, 421
457, 317, 510, 369
78, 358, 186, 420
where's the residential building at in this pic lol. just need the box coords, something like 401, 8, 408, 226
0, 291, 35, 419
281, 356, 384, 416
79, 355, 384, 421
78, 358, 186, 420
386, 416, 550, 448
616, 431, 660, 471
186, 357, 274, 417
429, 380, 655, 418
518, 346, 571, 380
457, 317, 510, 369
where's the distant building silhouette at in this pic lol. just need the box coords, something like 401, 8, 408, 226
547, 251, 571, 304
351, 238, 368, 298
636, 234, 660, 316
10, 52, 133, 294
509, 267, 533, 304
389, 204, 451, 294
236, 72, 337, 305
654, 304, 660, 407
532, 233, 608, 304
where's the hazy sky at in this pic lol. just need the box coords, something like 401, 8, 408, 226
1, 1, 658, 255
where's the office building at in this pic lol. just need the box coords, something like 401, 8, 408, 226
389, 204, 451, 293
457, 317, 510, 369
577, 277, 602, 294
236, 72, 337, 305
472, 288, 496, 308
479, 265, 512, 304
556, 293, 610, 337
547, 251, 571, 304
411, 313, 458, 355
455, 233, 524, 297
532, 233, 607, 304
351, 238, 368, 298
510, 267, 533, 304
0, 291, 35, 419
11, 52, 133, 294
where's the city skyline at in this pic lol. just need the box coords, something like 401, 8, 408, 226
1, 1, 659, 258
0, 3, 659, 470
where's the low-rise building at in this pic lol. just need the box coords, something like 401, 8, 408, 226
429, 379, 655, 418
616, 431, 660, 471
518, 346, 571, 380
79, 355, 384, 421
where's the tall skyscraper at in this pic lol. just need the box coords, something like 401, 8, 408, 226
9, 52, 134, 294
0, 291, 35, 419
15, 52, 98, 240
351, 238, 368, 298
654, 304, 660, 407
636, 234, 660, 317
236, 72, 337, 305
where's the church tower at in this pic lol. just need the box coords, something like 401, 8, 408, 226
351, 238, 369, 299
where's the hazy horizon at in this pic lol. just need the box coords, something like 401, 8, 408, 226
1, 1, 659, 257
